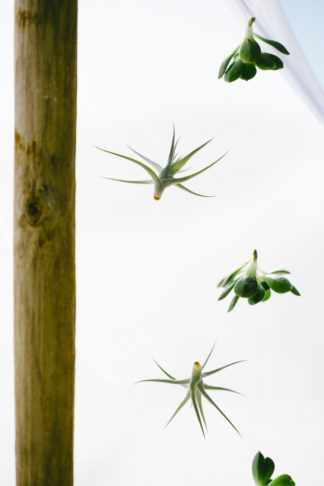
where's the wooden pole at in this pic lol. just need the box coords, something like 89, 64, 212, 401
14, 1, 77, 484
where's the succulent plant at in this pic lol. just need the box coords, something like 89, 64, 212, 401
137, 344, 244, 437
218, 250, 300, 312
219, 17, 289, 82
96, 127, 227, 200
252, 452, 295, 486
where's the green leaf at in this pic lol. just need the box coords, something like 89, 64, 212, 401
172, 151, 228, 184
264, 276, 291, 294
218, 45, 240, 78
224, 60, 244, 82
218, 282, 235, 301
170, 139, 213, 175
137, 378, 190, 385
201, 343, 216, 370
203, 360, 245, 377
290, 285, 301, 296
96, 147, 159, 181
190, 385, 206, 437
164, 392, 190, 428
261, 281, 270, 291
265, 53, 284, 70
239, 37, 261, 63
102, 177, 153, 184
167, 126, 178, 166
240, 63, 257, 81
252, 452, 275, 486
199, 384, 241, 435
270, 270, 290, 275
268, 475, 295, 486
127, 146, 162, 171
248, 285, 266, 305
256, 52, 277, 70
218, 262, 248, 287
261, 288, 271, 302
234, 276, 258, 298
204, 385, 241, 395
175, 183, 215, 198
228, 295, 240, 312
153, 360, 176, 380
196, 391, 207, 429
254, 34, 290, 55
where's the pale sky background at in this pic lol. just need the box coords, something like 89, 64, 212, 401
0, 1, 323, 485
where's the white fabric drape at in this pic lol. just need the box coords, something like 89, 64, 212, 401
230, 0, 324, 126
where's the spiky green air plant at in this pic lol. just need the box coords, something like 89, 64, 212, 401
218, 250, 300, 312
96, 128, 227, 200
218, 17, 289, 82
137, 344, 244, 437
252, 452, 295, 486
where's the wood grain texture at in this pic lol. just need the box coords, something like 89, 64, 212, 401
14, 1, 77, 484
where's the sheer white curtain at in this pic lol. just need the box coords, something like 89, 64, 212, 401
230, 0, 324, 125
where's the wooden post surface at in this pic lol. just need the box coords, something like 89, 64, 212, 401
14, 1, 77, 484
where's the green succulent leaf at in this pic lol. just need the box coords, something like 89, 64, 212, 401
290, 285, 301, 296
234, 276, 258, 298
261, 281, 270, 291
218, 282, 236, 301
224, 60, 244, 82
228, 294, 240, 312
266, 53, 284, 70
261, 288, 271, 302
270, 270, 290, 275
240, 62, 257, 80
239, 36, 261, 63
264, 275, 292, 294
268, 475, 295, 486
248, 285, 266, 305
256, 52, 277, 70
254, 34, 290, 55
252, 452, 275, 486
218, 46, 240, 78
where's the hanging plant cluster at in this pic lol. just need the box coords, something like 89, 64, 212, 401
97, 127, 226, 200
137, 344, 244, 437
218, 17, 289, 82
96, 12, 301, 486
252, 452, 295, 486
218, 250, 300, 312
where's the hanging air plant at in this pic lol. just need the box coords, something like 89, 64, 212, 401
218, 17, 289, 82
218, 250, 300, 312
137, 344, 244, 437
97, 127, 227, 200
252, 452, 295, 486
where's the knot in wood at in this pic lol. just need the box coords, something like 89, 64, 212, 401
25, 195, 43, 226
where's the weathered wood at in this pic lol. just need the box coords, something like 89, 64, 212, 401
14, 1, 77, 484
